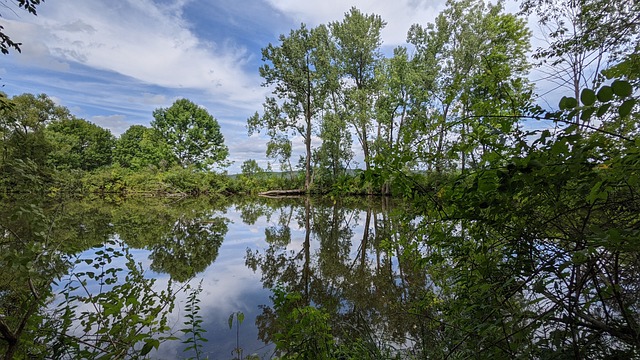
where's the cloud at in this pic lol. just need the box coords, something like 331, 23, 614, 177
4, 0, 266, 111
3, 20, 70, 71
135, 93, 168, 105
265, 0, 447, 46
90, 114, 131, 137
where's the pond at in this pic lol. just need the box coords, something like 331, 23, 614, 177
3, 194, 638, 359
1, 195, 421, 359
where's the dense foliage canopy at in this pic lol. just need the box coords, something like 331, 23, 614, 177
152, 98, 229, 170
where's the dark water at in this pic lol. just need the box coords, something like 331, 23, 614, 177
1, 195, 410, 359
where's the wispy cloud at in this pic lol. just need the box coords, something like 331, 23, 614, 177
4, 0, 266, 111
265, 0, 447, 46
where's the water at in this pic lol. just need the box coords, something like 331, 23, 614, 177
1, 195, 409, 359
4, 194, 638, 358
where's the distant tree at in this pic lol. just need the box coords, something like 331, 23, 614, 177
114, 125, 175, 170
241, 159, 263, 177
45, 118, 115, 171
152, 99, 228, 170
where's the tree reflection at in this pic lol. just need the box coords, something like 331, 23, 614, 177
246, 197, 431, 356
0, 195, 231, 357
148, 215, 228, 282
112, 197, 230, 282
246, 192, 640, 358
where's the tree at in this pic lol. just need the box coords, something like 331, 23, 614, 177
0, 93, 70, 164
372, 47, 416, 193
407, 0, 532, 172
248, 24, 333, 192
241, 159, 263, 177
113, 125, 175, 170
152, 99, 228, 170
330, 7, 386, 173
45, 118, 115, 171
0, 93, 71, 191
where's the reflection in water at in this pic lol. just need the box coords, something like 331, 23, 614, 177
0, 196, 233, 359
2, 195, 638, 358
245, 196, 431, 358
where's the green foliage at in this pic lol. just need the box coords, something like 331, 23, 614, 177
0, 93, 71, 193
80, 165, 234, 196
407, 0, 533, 173
181, 281, 207, 360
330, 7, 386, 173
250, 23, 334, 191
240, 159, 262, 177
148, 214, 227, 282
270, 287, 334, 359
113, 125, 175, 170
45, 117, 115, 171
152, 98, 228, 170
51, 241, 179, 359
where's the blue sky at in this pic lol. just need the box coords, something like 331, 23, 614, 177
2, 0, 553, 173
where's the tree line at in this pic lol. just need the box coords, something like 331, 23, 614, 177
0, 94, 236, 195
249, 0, 533, 193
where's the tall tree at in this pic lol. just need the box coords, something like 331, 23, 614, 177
152, 99, 228, 170
330, 7, 386, 173
248, 24, 333, 191
373, 47, 416, 193
0, 93, 70, 166
407, 0, 532, 172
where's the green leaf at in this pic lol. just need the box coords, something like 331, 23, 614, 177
580, 107, 595, 122
597, 86, 614, 102
228, 313, 234, 329
237, 311, 245, 326
580, 88, 596, 106
619, 99, 635, 118
559, 96, 578, 110
612, 80, 633, 98
140, 341, 154, 356
596, 103, 611, 117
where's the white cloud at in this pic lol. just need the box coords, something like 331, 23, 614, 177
4, 20, 70, 71
90, 114, 131, 137
135, 93, 169, 105
4, 0, 266, 111
265, 0, 447, 46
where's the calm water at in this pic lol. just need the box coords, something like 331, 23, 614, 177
6, 193, 635, 358
1, 195, 413, 359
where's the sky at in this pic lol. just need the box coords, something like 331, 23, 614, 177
1, 0, 546, 173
